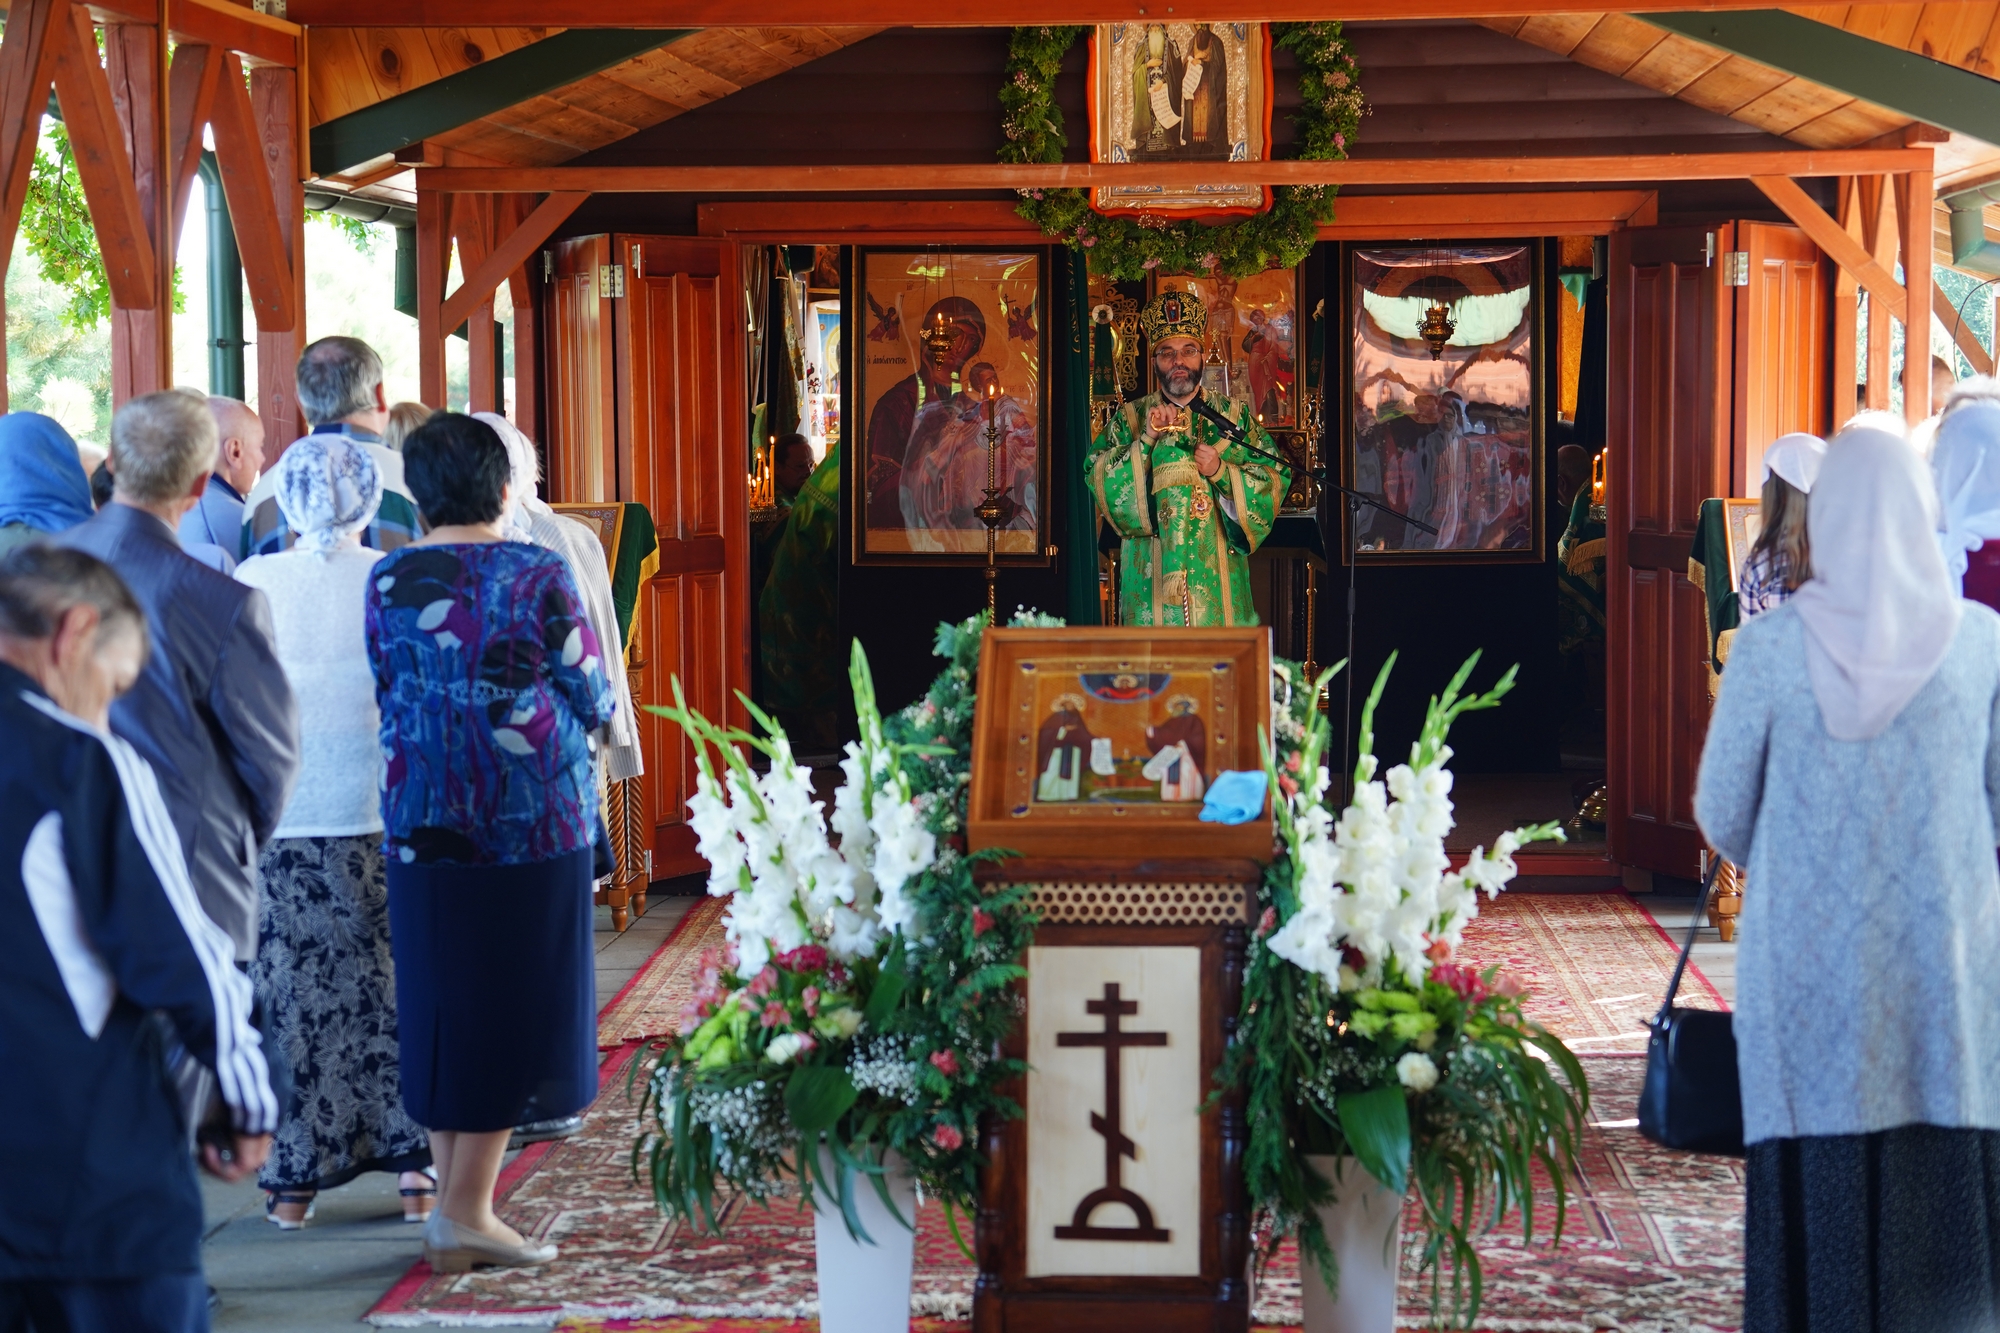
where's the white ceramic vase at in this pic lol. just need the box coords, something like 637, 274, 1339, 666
1299, 1155, 1405, 1333
811, 1148, 917, 1333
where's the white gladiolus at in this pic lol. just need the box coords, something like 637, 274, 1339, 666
1396, 1051, 1440, 1092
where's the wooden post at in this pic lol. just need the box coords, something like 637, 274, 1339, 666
417, 187, 447, 407
1832, 176, 1859, 427
252, 65, 306, 450
105, 19, 171, 403
458, 195, 498, 412
1900, 167, 1934, 423
1860, 176, 1893, 411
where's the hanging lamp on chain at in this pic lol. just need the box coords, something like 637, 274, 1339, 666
1417, 242, 1456, 361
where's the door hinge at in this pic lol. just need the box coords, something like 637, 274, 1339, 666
251, 0, 284, 13
599, 263, 626, 298
643, 850, 653, 882
1723, 252, 1751, 286
632, 247, 644, 282
1705, 231, 1717, 267
541, 250, 553, 281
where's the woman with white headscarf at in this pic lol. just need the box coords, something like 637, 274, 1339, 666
1931, 400, 2000, 614
234, 436, 435, 1229
1736, 432, 1825, 618
1696, 424, 2000, 1333
474, 412, 642, 784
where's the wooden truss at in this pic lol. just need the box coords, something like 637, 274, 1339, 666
0, 0, 306, 438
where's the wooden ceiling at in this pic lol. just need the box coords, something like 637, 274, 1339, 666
308, 25, 883, 171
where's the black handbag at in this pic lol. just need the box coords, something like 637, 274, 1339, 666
1636, 856, 1745, 1156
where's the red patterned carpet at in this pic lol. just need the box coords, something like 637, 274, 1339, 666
367, 892, 1742, 1331
598, 896, 729, 1049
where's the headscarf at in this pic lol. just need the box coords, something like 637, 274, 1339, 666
0, 412, 94, 533
271, 434, 382, 556
1929, 401, 2000, 595
474, 412, 539, 540
1760, 432, 1825, 493
1788, 424, 1961, 741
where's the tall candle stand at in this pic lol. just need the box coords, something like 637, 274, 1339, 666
972, 382, 1018, 619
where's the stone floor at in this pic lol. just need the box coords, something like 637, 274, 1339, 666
196, 885, 1737, 1331
200, 892, 695, 1332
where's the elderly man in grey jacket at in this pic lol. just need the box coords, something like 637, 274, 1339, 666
57, 391, 301, 963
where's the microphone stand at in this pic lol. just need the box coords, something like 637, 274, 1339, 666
1170, 392, 1436, 799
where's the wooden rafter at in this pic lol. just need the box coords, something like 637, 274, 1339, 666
166, 43, 221, 252
0, 0, 65, 269
50, 2, 155, 308
70, 0, 301, 67
285, 0, 1843, 25
209, 49, 296, 331
439, 189, 587, 337
416, 148, 1935, 194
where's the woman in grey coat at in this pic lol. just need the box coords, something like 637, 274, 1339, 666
1696, 423, 2000, 1332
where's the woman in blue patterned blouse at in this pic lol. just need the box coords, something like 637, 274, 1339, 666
365, 413, 615, 1274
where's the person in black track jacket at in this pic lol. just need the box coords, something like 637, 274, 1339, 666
0, 544, 277, 1333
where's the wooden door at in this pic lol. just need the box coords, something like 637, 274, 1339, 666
546, 235, 616, 503
1605, 225, 1731, 880
614, 235, 750, 880
1733, 222, 1831, 494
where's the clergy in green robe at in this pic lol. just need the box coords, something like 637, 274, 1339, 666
1086, 287, 1290, 627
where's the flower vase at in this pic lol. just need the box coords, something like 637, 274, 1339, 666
811, 1148, 917, 1333
1299, 1155, 1404, 1333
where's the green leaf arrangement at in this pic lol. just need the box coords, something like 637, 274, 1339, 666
634, 612, 1042, 1249
1225, 654, 1589, 1327
999, 23, 1366, 280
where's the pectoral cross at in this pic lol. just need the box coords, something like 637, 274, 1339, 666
1053, 982, 1171, 1242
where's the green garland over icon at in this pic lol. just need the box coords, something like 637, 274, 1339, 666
999, 23, 1365, 280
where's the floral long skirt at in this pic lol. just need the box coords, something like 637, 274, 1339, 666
250, 835, 431, 1191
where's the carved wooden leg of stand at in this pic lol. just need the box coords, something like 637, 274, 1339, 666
1710, 860, 1743, 943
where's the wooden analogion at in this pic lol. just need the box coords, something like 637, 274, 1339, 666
969, 626, 1271, 1332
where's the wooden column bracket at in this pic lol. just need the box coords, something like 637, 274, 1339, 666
0, 0, 66, 262
1936, 284, 1994, 377
1750, 175, 1906, 326
1832, 175, 1859, 421
440, 190, 589, 337
50, 3, 156, 309
210, 50, 296, 332
417, 188, 448, 407
166, 43, 221, 252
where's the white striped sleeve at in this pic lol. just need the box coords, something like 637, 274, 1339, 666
24, 694, 279, 1134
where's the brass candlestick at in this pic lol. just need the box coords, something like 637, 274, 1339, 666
973, 384, 1018, 619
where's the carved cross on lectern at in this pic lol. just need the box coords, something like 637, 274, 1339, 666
1053, 982, 1171, 1242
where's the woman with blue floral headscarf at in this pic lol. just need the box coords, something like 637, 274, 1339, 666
235, 436, 434, 1229
0, 412, 94, 554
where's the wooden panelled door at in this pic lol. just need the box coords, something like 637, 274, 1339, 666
545, 234, 750, 882
1605, 222, 1829, 880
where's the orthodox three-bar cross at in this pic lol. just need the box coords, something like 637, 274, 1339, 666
1053, 981, 1171, 1242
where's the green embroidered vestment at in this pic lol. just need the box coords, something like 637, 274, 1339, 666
1086, 393, 1291, 627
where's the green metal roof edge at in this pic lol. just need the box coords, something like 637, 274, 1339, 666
1645, 10, 2000, 149
309, 27, 694, 178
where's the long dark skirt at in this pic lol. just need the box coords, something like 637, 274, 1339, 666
250, 835, 431, 1192
1746, 1123, 2000, 1333
385, 848, 596, 1133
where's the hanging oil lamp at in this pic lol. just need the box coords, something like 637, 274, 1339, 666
1418, 299, 1455, 360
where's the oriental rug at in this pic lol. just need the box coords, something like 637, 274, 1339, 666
368, 894, 1740, 1331
598, 896, 729, 1049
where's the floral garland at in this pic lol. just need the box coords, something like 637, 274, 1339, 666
999, 24, 1364, 280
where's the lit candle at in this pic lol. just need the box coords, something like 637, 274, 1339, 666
986, 380, 999, 423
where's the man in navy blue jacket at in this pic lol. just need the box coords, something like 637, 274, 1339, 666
0, 544, 277, 1333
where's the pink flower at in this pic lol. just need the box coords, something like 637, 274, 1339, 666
761, 999, 790, 1029
1426, 938, 1453, 964
1285, 751, 1303, 773
1142, 257, 1162, 270
1254, 906, 1277, 939
801, 985, 820, 1018
1200, 253, 1219, 271
1492, 973, 1525, 999
1279, 774, 1299, 799
932, 1124, 965, 1151
930, 1049, 961, 1079
1082, 237, 1097, 248
972, 909, 995, 938
1333, 132, 1346, 150
776, 944, 829, 974
745, 966, 778, 999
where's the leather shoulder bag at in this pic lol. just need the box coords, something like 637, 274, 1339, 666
1636, 856, 1744, 1156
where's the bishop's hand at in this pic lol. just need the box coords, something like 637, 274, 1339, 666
1192, 442, 1222, 479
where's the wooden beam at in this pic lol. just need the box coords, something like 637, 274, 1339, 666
697, 198, 1036, 239
1936, 283, 1993, 377
284, 0, 1870, 25
105, 20, 170, 401
51, 3, 156, 309
73, 0, 301, 67
417, 187, 447, 407
1751, 175, 1906, 325
1901, 167, 1935, 422
252, 64, 305, 448
1833, 176, 1859, 423
418, 150, 1935, 195
0, 0, 68, 410
165, 42, 219, 254
1319, 190, 1658, 236
1862, 175, 1893, 411
438, 189, 587, 340
210, 51, 295, 332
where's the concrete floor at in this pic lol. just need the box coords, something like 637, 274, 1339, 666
195, 887, 1734, 1331
199, 893, 694, 1332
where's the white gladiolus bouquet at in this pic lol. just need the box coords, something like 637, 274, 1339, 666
1262, 650, 1563, 991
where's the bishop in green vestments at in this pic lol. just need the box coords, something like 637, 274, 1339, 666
1087, 288, 1291, 627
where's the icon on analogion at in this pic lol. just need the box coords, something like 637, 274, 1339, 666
1032, 667, 1217, 805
